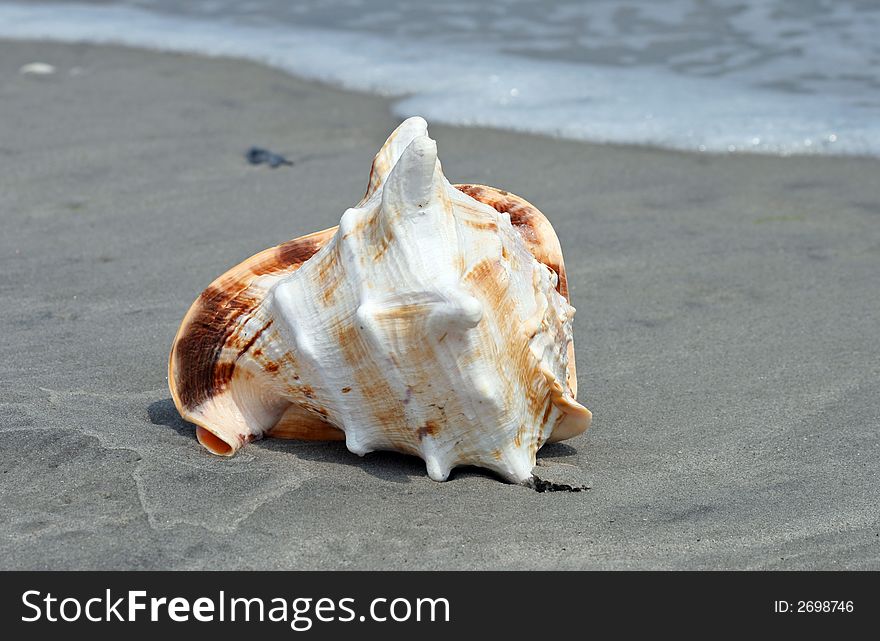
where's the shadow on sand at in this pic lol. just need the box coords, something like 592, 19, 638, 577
147, 397, 579, 484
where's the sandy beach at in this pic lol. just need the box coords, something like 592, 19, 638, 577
1, 39, 878, 570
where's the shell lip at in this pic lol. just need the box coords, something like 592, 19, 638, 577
548, 403, 592, 443
166, 225, 339, 456
196, 425, 236, 456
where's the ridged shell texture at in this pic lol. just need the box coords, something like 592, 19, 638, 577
169, 117, 590, 483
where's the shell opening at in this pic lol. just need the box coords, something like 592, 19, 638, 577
196, 426, 235, 456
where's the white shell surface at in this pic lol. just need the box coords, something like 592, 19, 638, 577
170, 117, 590, 483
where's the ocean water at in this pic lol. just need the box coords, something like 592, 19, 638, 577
2, 0, 880, 157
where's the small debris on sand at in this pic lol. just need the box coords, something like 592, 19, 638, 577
19, 62, 56, 75
527, 461, 592, 493
245, 147, 293, 168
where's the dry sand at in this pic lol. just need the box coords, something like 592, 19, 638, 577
1, 40, 879, 569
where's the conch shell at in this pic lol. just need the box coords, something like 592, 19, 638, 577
168, 117, 590, 483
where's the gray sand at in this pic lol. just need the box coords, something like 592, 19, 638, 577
1, 40, 878, 569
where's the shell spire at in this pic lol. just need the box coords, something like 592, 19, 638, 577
361, 116, 430, 204
380, 134, 443, 213
169, 117, 591, 484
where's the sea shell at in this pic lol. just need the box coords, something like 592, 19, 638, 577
168, 117, 590, 483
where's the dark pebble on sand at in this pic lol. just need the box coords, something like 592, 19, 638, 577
245, 147, 293, 168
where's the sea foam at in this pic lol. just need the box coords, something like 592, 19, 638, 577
2, 1, 877, 157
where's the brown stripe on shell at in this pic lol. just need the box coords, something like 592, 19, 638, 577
233, 319, 273, 357
172, 285, 262, 409
276, 234, 328, 271
464, 252, 574, 448
309, 250, 344, 307
170, 227, 337, 413
454, 184, 569, 300
463, 257, 551, 429
332, 321, 408, 441
416, 420, 440, 441
267, 404, 345, 441
455, 183, 582, 439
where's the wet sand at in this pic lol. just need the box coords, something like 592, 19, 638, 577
1, 39, 878, 569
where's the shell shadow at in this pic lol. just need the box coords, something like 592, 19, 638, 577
146, 397, 482, 484
536, 442, 579, 459
147, 397, 196, 439
256, 439, 501, 485
146, 397, 574, 484
255, 438, 429, 484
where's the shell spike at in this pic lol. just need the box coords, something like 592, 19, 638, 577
427, 290, 483, 336
424, 453, 452, 482
361, 116, 430, 203
380, 135, 442, 214
502, 451, 538, 485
